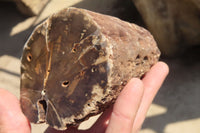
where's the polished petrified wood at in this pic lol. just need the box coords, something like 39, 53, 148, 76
20, 7, 160, 130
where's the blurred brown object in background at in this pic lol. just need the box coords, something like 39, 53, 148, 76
132, 0, 200, 57
14, 0, 50, 16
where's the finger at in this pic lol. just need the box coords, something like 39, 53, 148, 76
106, 78, 144, 133
132, 61, 169, 132
89, 105, 113, 133
0, 88, 31, 133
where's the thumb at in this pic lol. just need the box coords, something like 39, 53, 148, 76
0, 88, 31, 133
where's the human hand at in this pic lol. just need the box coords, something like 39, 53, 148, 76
0, 62, 169, 133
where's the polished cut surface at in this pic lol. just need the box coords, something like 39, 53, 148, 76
20, 7, 160, 130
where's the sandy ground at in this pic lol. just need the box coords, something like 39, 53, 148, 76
0, 1, 200, 133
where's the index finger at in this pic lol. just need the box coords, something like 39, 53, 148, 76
132, 61, 169, 132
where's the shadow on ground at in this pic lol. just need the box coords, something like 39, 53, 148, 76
0, 2, 47, 58
0, 2, 30, 58
142, 50, 200, 132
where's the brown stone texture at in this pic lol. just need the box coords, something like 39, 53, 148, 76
14, 0, 49, 16
132, 0, 200, 56
20, 7, 160, 130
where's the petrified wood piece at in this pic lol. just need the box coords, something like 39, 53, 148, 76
20, 7, 160, 130
132, 0, 200, 56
